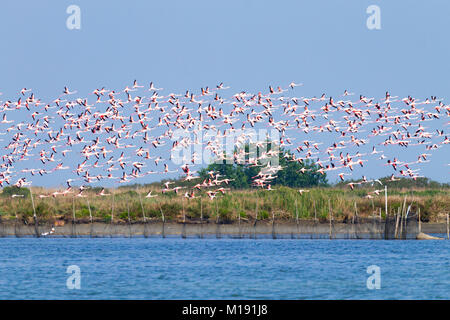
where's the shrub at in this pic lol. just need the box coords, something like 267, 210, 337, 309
258, 209, 269, 220
2, 186, 30, 198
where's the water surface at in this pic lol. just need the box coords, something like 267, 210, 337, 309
0, 237, 448, 299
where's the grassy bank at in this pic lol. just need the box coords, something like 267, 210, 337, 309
0, 185, 448, 224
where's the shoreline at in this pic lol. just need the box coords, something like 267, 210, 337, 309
0, 220, 446, 239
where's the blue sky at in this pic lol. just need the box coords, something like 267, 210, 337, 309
0, 1, 448, 186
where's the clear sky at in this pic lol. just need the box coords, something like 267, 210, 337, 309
0, 0, 448, 186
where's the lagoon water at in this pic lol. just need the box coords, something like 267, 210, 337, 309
0, 237, 448, 299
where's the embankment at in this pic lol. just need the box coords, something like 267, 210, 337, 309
0, 220, 445, 239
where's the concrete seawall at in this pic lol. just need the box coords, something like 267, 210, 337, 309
0, 220, 441, 239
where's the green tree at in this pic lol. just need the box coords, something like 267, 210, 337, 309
272, 152, 327, 187
198, 144, 327, 188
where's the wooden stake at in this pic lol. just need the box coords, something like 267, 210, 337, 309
111, 190, 115, 223
182, 197, 186, 239
127, 201, 131, 238
72, 197, 75, 220
0, 212, 3, 238
215, 200, 221, 239
447, 213, 449, 240
87, 198, 92, 223
384, 185, 388, 217
29, 188, 39, 237
253, 196, 258, 239
313, 200, 317, 222
350, 212, 355, 239
72, 196, 76, 238
329, 198, 332, 239
394, 207, 400, 239
159, 201, 165, 238
110, 190, 115, 238
182, 196, 186, 223
402, 196, 407, 216
238, 203, 241, 239
384, 185, 389, 240
14, 200, 19, 238
418, 207, 421, 233
87, 198, 93, 238
399, 196, 407, 239
312, 199, 317, 240
200, 197, 203, 239
138, 190, 146, 222
399, 211, 403, 240
271, 211, 276, 239
295, 197, 300, 239
255, 196, 258, 223
138, 190, 147, 238
404, 204, 411, 239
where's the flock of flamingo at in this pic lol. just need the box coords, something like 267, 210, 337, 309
0, 81, 448, 201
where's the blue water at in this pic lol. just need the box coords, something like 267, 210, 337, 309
0, 237, 448, 299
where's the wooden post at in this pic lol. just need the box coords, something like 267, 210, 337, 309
159, 201, 165, 238
399, 211, 403, 240
14, 200, 19, 237
255, 196, 258, 222
111, 191, 115, 223
351, 211, 356, 240
447, 213, 449, 240
418, 207, 421, 233
87, 198, 93, 238
182, 196, 186, 223
138, 190, 147, 238
72, 196, 76, 238
29, 188, 39, 237
313, 199, 317, 222
271, 211, 276, 239
384, 185, 389, 240
215, 200, 221, 239
404, 204, 411, 239
402, 196, 407, 215
87, 199, 93, 223
385, 185, 388, 218
295, 198, 299, 239
399, 196, 407, 239
110, 190, 115, 237
352, 200, 359, 239
138, 190, 146, 222
394, 207, 400, 239
253, 196, 258, 239
182, 197, 186, 239
0, 210, 3, 238
200, 197, 203, 239
127, 201, 131, 238
313, 199, 317, 239
329, 198, 332, 239
238, 203, 241, 239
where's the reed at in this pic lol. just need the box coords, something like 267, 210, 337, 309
0, 185, 448, 224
